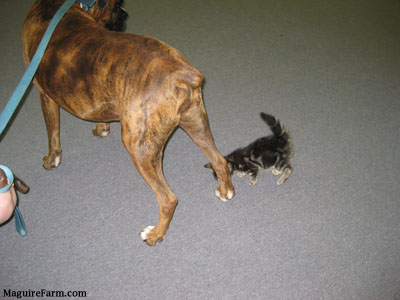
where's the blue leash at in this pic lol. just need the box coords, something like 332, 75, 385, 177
0, 0, 96, 236
0, 0, 95, 135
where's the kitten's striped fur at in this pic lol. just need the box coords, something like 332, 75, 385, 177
205, 113, 293, 185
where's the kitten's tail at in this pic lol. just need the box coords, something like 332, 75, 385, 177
260, 112, 285, 137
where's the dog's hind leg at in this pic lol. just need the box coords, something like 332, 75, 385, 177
121, 111, 179, 246
40, 94, 62, 170
179, 88, 234, 202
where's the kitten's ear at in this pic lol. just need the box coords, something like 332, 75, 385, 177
204, 163, 213, 170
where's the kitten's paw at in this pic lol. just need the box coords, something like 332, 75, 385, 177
215, 188, 234, 202
276, 168, 293, 185
236, 171, 246, 178
272, 168, 282, 175
277, 178, 285, 185
249, 178, 257, 186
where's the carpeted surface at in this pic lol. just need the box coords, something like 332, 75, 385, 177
1, 0, 400, 299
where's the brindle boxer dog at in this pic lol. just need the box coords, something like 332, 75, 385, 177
22, 0, 234, 246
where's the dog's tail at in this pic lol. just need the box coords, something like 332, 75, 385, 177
260, 112, 287, 137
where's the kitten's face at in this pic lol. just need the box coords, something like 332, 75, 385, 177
226, 152, 252, 173
204, 152, 254, 181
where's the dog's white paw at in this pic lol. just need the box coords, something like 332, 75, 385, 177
140, 226, 155, 241
215, 188, 234, 202
100, 130, 110, 137
54, 156, 61, 167
214, 189, 225, 201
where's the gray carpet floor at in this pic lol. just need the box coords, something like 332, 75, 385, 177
1, 0, 400, 299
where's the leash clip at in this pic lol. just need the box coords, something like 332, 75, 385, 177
77, 0, 96, 11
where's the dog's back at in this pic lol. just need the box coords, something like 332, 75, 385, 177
22, 1, 203, 123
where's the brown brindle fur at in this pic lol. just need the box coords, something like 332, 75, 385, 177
22, 0, 234, 246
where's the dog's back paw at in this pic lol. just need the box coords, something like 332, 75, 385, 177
93, 123, 110, 137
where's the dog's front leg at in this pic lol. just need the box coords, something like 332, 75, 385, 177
40, 93, 62, 170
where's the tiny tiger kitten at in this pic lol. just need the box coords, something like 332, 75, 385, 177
205, 113, 293, 185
